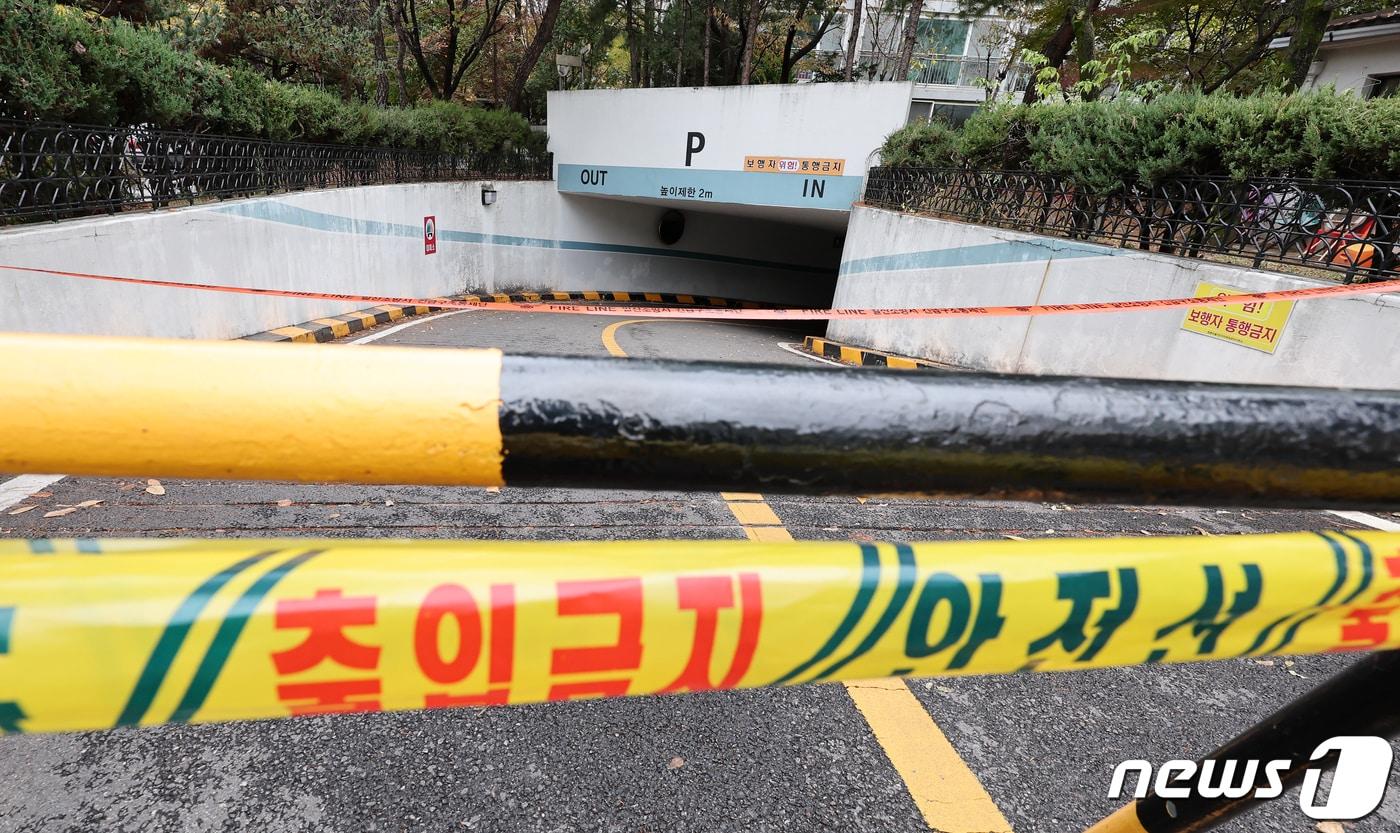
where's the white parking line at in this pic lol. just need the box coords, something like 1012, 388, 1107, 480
0, 474, 67, 512
347, 309, 473, 345
1327, 510, 1400, 531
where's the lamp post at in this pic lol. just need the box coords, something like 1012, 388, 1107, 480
555, 54, 582, 90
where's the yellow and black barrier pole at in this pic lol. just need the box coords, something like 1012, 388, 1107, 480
3, 333, 1400, 507
1085, 650, 1400, 833
1, 531, 1399, 734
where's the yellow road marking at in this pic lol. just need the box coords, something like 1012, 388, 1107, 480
607, 321, 1006, 832
846, 678, 1013, 832
600, 319, 650, 358
720, 492, 1012, 832
1083, 803, 1148, 833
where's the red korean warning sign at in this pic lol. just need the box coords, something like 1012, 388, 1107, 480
1, 532, 1398, 734
423, 215, 437, 255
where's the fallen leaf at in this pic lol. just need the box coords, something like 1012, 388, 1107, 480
145, 479, 166, 496
855, 496, 869, 504
44, 507, 79, 518
667, 756, 685, 770
76, 499, 103, 508
28, 491, 52, 498
1287, 669, 1307, 679
1004, 535, 1026, 541
485, 486, 501, 494
1284, 660, 1295, 667
1192, 526, 1213, 536
1254, 659, 1275, 667
276, 499, 293, 507
8, 505, 36, 515
1316, 821, 1345, 833
118, 483, 137, 492
385, 499, 395, 506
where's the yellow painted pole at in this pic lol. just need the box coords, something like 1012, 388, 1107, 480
0, 333, 504, 486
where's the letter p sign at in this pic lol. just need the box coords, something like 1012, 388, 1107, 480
685, 132, 706, 167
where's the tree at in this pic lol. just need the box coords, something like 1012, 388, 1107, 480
505, 0, 564, 110
396, 0, 512, 100
740, 0, 764, 83
842, 0, 863, 80
1284, 0, 1333, 90
777, 0, 840, 82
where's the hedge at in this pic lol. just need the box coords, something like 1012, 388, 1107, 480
0, 2, 543, 156
880, 91, 1400, 191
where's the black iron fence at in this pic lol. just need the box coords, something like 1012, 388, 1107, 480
864, 167, 1400, 283
0, 119, 552, 224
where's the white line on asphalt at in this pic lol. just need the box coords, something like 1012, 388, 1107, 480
347, 309, 473, 345
0, 474, 67, 512
777, 341, 846, 367
1327, 510, 1400, 531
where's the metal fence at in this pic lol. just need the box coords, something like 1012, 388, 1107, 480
0, 119, 552, 224
864, 167, 1400, 283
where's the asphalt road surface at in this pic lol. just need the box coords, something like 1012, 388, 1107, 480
2, 307, 1398, 833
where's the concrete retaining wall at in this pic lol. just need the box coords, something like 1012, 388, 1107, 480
829, 205, 1400, 389
0, 181, 838, 340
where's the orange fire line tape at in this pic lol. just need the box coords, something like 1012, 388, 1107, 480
3, 263, 1398, 320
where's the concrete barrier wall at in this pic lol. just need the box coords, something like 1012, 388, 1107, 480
829, 205, 1400, 389
0, 181, 838, 340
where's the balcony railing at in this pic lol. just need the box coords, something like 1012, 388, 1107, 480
854, 52, 1005, 88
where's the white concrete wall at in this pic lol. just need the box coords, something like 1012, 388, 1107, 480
547, 83, 912, 219
829, 206, 1400, 389
1312, 34, 1400, 93
0, 181, 838, 340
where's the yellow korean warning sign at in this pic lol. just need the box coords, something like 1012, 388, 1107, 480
1180, 281, 1295, 353
743, 156, 846, 175
1, 532, 1397, 734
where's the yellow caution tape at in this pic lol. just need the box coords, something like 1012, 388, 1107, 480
2, 532, 1397, 733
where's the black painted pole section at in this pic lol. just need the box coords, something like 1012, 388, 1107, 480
498, 355, 1400, 508
1091, 650, 1400, 832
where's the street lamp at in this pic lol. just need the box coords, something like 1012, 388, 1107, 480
555, 54, 582, 91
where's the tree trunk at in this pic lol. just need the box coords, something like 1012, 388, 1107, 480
372, 0, 390, 107
505, 0, 563, 112
1285, 0, 1331, 91
392, 0, 409, 103
1022, 6, 1076, 103
702, 0, 713, 85
740, 0, 761, 84
644, 0, 656, 86
676, 0, 688, 85
843, 0, 863, 81
627, 0, 642, 85
892, 0, 921, 81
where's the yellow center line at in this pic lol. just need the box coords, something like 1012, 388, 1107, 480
719, 493, 1013, 832
600, 319, 651, 358
606, 325, 1010, 831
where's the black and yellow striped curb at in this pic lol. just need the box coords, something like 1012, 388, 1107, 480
242, 291, 771, 344
242, 303, 441, 343
803, 336, 954, 371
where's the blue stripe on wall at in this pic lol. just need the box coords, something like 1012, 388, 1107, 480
839, 238, 1115, 276
558, 164, 863, 212
215, 200, 836, 276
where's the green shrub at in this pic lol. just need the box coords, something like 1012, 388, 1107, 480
0, 1, 538, 156
881, 90, 1400, 189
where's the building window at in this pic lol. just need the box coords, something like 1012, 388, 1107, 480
1365, 74, 1400, 99
916, 16, 971, 55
